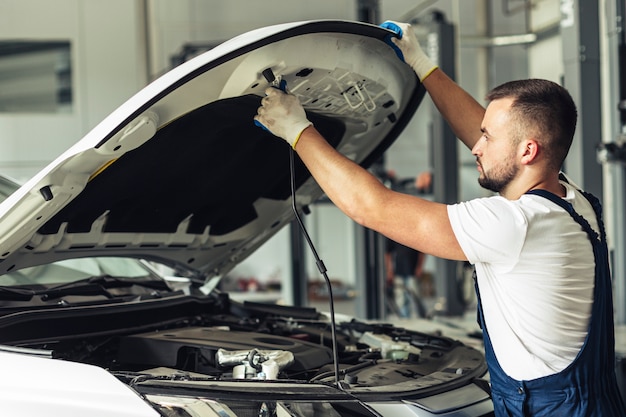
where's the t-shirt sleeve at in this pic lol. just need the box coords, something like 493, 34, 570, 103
447, 197, 528, 265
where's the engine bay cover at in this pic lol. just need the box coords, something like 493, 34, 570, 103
118, 327, 334, 374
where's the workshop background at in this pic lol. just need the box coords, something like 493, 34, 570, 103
0, 0, 624, 337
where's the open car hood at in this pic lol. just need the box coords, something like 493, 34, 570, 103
0, 20, 423, 278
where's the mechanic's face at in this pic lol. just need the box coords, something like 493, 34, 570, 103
472, 98, 519, 194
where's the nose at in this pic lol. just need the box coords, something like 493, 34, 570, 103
471, 137, 482, 156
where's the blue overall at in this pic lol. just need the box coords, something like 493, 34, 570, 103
476, 188, 626, 416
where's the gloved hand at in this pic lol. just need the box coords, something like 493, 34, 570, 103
255, 87, 312, 149
380, 20, 438, 82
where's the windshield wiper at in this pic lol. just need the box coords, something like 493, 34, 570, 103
38, 282, 112, 301
0, 275, 174, 302
38, 275, 173, 301
0, 283, 115, 302
0, 286, 35, 301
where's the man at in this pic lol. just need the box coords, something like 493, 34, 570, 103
254, 20, 625, 416
381, 169, 430, 319
384, 237, 427, 318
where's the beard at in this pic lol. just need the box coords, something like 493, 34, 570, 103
477, 158, 519, 193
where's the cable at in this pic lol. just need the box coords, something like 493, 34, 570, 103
289, 147, 342, 389
258, 66, 342, 388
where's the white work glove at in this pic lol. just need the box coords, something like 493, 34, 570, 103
255, 87, 312, 149
380, 20, 438, 82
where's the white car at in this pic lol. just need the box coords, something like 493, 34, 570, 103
0, 20, 493, 416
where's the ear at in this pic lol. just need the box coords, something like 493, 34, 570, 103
520, 139, 539, 165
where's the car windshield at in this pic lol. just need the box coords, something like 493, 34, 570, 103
0, 256, 159, 286
0, 175, 19, 200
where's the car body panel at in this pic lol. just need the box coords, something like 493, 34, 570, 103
0, 349, 159, 416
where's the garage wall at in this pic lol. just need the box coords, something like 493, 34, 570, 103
528, 0, 563, 81
0, 0, 148, 182
145, 0, 358, 79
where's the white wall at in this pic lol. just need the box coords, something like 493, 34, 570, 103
146, 0, 358, 79
0, 0, 148, 182
528, 0, 563, 81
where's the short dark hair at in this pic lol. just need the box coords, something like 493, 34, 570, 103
486, 79, 577, 171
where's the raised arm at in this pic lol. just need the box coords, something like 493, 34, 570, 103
254, 89, 466, 261
421, 69, 485, 150
385, 21, 485, 150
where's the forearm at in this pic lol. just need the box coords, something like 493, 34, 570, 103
254, 83, 466, 260
384, 21, 483, 150
294, 126, 389, 228
422, 69, 485, 150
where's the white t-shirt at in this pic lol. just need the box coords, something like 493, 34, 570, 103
447, 181, 597, 381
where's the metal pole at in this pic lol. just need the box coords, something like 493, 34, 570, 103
422, 11, 466, 316
560, 0, 604, 199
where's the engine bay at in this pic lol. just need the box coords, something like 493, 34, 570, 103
0, 291, 486, 394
